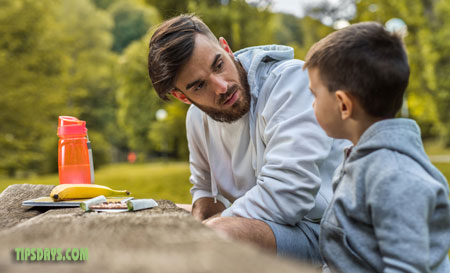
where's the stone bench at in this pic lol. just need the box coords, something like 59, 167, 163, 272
0, 184, 318, 273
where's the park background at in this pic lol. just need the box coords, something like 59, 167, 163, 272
1, 0, 450, 204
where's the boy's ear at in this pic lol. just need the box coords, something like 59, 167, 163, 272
219, 37, 233, 56
335, 90, 353, 120
170, 90, 191, 104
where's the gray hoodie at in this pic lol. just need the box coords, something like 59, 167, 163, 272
320, 118, 450, 273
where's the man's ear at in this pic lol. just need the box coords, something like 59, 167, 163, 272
170, 90, 191, 104
335, 90, 353, 120
219, 37, 233, 56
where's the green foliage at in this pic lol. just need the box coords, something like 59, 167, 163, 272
0, 0, 66, 176
434, 163, 450, 188
108, 0, 160, 53
434, 0, 450, 145
192, 0, 277, 50
273, 13, 304, 46
144, 0, 190, 19
294, 16, 334, 59
116, 31, 163, 156
91, 0, 118, 10
2, 0, 450, 179
148, 101, 190, 159
0, 0, 119, 176
56, 0, 118, 167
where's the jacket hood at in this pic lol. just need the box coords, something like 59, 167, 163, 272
350, 118, 448, 188
233, 45, 295, 148
234, 45, 294, 100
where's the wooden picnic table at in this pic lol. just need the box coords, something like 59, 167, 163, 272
0, 184, 318, 273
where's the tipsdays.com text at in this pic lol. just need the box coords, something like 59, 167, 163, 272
14, 248, 88, 262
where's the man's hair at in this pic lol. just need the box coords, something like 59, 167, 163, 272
304, 22, 410, 118
148, 14, 217, 101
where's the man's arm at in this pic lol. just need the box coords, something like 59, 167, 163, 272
186, 106, 230, 219
192, 197, 225, 221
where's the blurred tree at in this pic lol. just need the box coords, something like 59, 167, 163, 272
108, 0, 160, 53
116, 30, 164, 159
0, 0, 121, 176
6, 0, 448, 178
303, 0, 355, 25
91, 0, 119, 10
273, 13, 304, 46
295, 16, 334, 59
148, 101, 190, 159
191, 0, 276, 50
0, 0, 66, 176
117, 34, 190, 160
433, 0, 450, 145
144, 0, 190, 19
55, 0, 118, 168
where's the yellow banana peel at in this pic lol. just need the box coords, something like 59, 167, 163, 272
50, 184, 130, 201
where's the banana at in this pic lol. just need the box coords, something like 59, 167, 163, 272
50, 184, 130, 201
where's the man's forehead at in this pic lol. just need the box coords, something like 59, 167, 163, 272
194, 33, 220, 49
175, 35, 222, 84
190, 34, 222, 63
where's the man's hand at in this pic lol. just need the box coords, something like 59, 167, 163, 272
201, 212, 222, 225
192, 197, 225, 221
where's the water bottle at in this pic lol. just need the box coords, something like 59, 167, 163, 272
57, 116, 94, 184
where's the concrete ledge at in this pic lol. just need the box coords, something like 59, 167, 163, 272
0, 184, 319, 273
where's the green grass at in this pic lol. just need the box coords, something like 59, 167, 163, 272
424, 140, 450, 156
434, 162, 450, 184
0, 162, 192, 204
424, 141, 450, 189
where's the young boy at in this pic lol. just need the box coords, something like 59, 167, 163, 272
304, 22, 450, 272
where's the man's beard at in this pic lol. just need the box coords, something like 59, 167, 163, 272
188, 58, 251, 123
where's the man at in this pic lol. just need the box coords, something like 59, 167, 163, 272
148, 14, 347, 263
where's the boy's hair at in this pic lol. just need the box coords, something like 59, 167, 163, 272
304, 22, 410, 118
148, 14, 217, 101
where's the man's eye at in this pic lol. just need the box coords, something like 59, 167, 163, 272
216, 61, 223, 70
195, 82, 205, 91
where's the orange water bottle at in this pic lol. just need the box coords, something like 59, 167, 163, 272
57, 116, 94, 184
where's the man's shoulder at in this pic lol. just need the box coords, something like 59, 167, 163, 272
254, 58, 305, 81
255, 58, 310, 111
186, 105, 204, 127
187, 105, 202, 118
270, 58, 304, 75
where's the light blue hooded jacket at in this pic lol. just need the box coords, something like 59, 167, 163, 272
320, 118, 450, 273
187, 45, 348, 225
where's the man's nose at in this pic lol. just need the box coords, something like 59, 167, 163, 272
210, 75, 228, 95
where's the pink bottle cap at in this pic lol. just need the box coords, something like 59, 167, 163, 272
57, 116, 87, 137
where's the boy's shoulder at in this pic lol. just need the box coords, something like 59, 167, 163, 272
348, 119, 446, 188
355, 147, 448, 198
